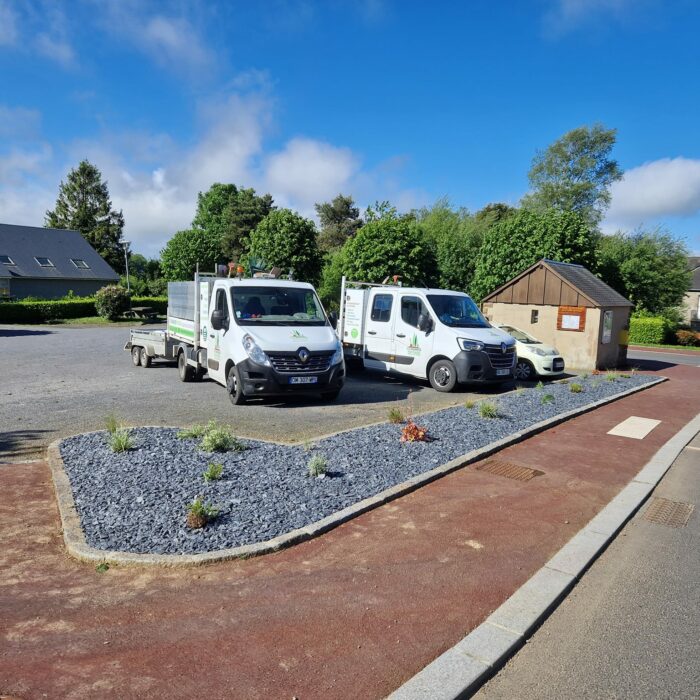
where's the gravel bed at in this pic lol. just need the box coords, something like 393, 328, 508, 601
59, 373, 658, 555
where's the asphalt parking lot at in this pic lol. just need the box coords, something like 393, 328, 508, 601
0, 324, 514, 462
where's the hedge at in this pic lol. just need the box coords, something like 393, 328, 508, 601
628, 317, 667, 344
0, 296, 167, 324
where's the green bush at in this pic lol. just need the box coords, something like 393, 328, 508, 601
0, 299, 97, 323
95, 285, 130, 320
131, 296, 167, 314
628, 317, 667, 344
676, 330, 699, 346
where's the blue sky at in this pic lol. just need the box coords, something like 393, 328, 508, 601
1, 0, 699, 257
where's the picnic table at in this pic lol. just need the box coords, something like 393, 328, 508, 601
124, 306, 160, 320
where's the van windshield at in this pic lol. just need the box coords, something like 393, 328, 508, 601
231, 286, 327, 326
427, 294, 489, 328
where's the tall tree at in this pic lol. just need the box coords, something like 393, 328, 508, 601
314, 194, 362, 252
192, 183, 274, 261
470, 209, 598, 301
522, 124, 623, 226
160, 229, 222, 281
597, 228, 690, 313
45, 160, 126, 273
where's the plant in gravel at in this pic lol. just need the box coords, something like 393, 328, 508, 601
388, 406, 406, 424
108, 428, 134, 452
514, 386, 526, 396
200, 422, 246, 453
177, 423, 208, 439
540, 394, 555, 405
464, 399, 476, 409
579, 372, 589, 380
591, 379, 601, 388
104, 413, 120, 435
619, 373, 631, 379
605, 371, 617, 382
400, 420, 430, 442
535, 380, 545, 390
302, 437, 317, 452
95, 562, 109, 573
559, 378, 570, 384
203, 462, 224, 482
186, 496, 219, 529
307, 454, 328, 477
569, 383, 583, 393
478, 401, 499, 419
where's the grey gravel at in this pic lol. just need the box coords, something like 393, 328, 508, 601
59, 374, 657, 555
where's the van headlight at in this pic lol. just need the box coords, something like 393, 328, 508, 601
458, 338, 485, 352
242, 334, 270, 366
331, 340, 343, 366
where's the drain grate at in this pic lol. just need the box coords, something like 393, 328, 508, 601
475, 459, 544, 482
643, 497, 695, 528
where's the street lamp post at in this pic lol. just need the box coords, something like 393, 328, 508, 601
121, 240, 131, 304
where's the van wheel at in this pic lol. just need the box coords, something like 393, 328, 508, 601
131, 346, 142, 366
429, 359, 457, 392
226, 365, 246, 405
514, 359, 535, 381
178, 352, 194, 382
140, 347, 152, 368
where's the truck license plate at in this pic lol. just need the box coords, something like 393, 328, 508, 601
290, 376, 318, 384
496, 368, 510, 376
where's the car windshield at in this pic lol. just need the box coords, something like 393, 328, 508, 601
501, 326, 540, 344
231, 286, 327, 326
427, 294, 489, 328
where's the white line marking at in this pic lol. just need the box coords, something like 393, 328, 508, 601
607, 416, 661, 440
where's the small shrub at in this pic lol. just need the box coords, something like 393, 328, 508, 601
569, 383, 583, 393
203, 462, 224, 482
198, 421, 246, 453
676, 330, 699, 346
478, 401, 499, 419
535, 380, 545, 390
104, 413, 120, 435
591, 379, 601, 388
186, 496, 219, 529
464, 399, 476, 409
629, 316, 667, 344
400, 420, 430, 442
579, 372, 589, 380
95, 563, 110, 573
605, 371, 617, 382
307, 454, 328, 477
619, 373, 631, 379
591, 369, 602, 375
108, 428, 133, 452
302, 437, 316, 451
177, 424, 207, 439
95, 285, 130, 320
388, 406, 406, 424
541, 394, 554, 405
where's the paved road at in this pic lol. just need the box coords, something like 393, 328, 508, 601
0, 324, 513, 462
628, 348, 700, 368
476, 432, 700, 700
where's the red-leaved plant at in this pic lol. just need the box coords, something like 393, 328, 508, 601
400, 420, 429, 443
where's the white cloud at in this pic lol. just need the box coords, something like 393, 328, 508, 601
0, 105, 42, 139
605, 157, 700, 230
542, 0, 636, 36
0, 0, 18, 45
35, 33, 75, 67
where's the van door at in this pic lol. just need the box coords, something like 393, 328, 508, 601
391, 294, 435, 378
207, 286, 230, 385
363, 290, 396, 370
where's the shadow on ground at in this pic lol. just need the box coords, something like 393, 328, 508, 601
0, 328, 55, 337
0, 430, 52, 461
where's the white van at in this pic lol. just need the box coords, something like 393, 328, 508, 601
336, 277, 516, 392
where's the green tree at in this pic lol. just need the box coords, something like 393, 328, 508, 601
597, 228, 690, 313
317, 248, 348, 310
314, 194, 362, 252
249, 209, 323, 284
192, 183, 274, 261
470, 209, 598, 301
45, 159, 126, 272
160, 229, 222, 281
522, 124, 623, 226
474, 202, 517, 227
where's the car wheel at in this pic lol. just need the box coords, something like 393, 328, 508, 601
514, 359, 535, 381
140, 347, 152, 368
178, 351, 194, 382
226, 365, 246, 405
429, 359, 457, 392
131, 346, 141, 366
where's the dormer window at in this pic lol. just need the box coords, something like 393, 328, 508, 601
35, 257, 55, 267
0, 255, 15, 265
71, 258, 90, 269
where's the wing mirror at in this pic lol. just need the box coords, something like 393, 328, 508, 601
417, 314, 433, 333
211, 309, 227, 331
328, 311, 338, 329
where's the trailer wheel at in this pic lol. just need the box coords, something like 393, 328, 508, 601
226, 365, 246, 405
131, 346, 142, 366
178, 351, 194, 382
428, 359, 457, 392
140, 347, 152, 368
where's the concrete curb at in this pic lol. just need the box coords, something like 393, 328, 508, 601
388, 409, 700, 700
47, 377, 667, 568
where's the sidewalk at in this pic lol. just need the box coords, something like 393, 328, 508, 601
1, 364, 699, 700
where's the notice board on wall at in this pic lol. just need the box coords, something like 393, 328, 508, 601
557, 306, 586, 332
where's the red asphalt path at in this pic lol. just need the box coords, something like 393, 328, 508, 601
1, 364, 698, 699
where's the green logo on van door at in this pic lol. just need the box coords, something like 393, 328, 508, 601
291, 330, 307, 339
408, 333, 421, 356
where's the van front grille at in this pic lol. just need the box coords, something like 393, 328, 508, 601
268, 351, 333, 373
484, 344, 516, 368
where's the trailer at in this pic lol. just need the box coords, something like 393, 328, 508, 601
126, 271, 345, 404
336, 276, 516, 392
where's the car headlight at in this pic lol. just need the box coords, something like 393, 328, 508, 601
242, 334, 270, 366
532, 347, 548, 356
458, 338, 485, 352
331, 341, 343, 366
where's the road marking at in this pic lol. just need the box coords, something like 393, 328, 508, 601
607, 416, 661, 439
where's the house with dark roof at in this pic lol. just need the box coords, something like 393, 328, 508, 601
0, 223, 119, 300
682, 256, 700, 327
481, 259, 633, 370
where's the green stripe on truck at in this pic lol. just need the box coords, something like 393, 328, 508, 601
168, 325, 195, 338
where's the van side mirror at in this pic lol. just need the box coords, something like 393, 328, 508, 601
211, 309, 227, 331
328, 311, 338, 329
417, 314, 433, 333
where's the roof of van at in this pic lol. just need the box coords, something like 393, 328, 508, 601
367, 286, 472, 297
218, 278, 315, 289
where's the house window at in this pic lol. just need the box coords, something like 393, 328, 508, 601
0, 255, 15, 265
531, 309, 539, 324
71, 259, 90, 269
34, 257, 55, 267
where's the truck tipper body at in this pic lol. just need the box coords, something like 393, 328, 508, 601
126, 273, 345, 404
336, 276, 516, 392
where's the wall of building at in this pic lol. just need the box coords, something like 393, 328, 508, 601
594, 306, 631, 369
8, 278, 110, 300
682, 290, 700, 326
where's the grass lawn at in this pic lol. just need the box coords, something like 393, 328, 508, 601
630, 342, 700, 353
44, 316, 165, 327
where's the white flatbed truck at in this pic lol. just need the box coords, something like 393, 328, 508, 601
336, 276, 516, 392
126, 272, 345, 404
